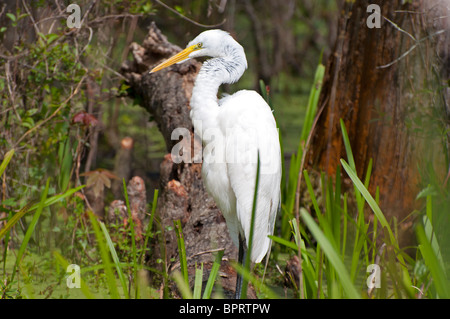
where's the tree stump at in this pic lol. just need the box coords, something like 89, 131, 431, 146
112, 137, 134, 199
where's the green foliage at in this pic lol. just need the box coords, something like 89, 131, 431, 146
99, 221, 130, 299
0, 178, 85, 297
6, 10, 28, 28
202, 249, 224, 299
0, 0, 163, 298
173, 219, 188, 288
300, 210, 360, 298
270, 111, 448, 299
1, 1, 448, 301
88, 211, 120, 299
0, 185, 85, 241
9, 179, 50, 285
280, 62, 325, 240
0, 149, 14, 179
171, 227, 227, 299
416, 221, 449, 298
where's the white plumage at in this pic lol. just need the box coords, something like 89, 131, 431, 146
150, 29, 282, 297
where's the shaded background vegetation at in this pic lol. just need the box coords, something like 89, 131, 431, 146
0, 0, 337, 203
0, 0, 338, 298
1, 0, 449, 299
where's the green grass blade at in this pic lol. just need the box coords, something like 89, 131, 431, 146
341, 193, 348, 258
333, 166, 342, 247
241, 152, 260, 299
300, 208, 361, 299
340, 119, 356, 170
174, 219, 188, 286
0, 185, 85, 240
281, 62, 324, 241
202, 249, 224, 299
2, 211, 12, 279
27, 185, 85, 212
371, 187, 380, 264
233, 262, 279, 299
340, 119, 366, 213
0, 149, 14, 178
300, 63, 325, 142
268, 235, 298, 251
172, 271, 193, 299
122, 179, 138, 298
0, 204, 35, 241
290, 218, 306, 298
10, 179, 50, 284
425, 190, 433, 225
306, 173, 337, 251
280, 218, 317, 298
423, 213, 444, 270
416, 223, 450, 298
303, 170, 321, 215
88, 211, 120, 299
283, 152, 299, 233
193, 263, 203, 299
325, 175, 340, 252
99, 221, 129, 299
341, 159, 393, 242
364, 158, 373, 189
341, 159, 414, 296
58, 139, 72, 192
140, 189, 159, 264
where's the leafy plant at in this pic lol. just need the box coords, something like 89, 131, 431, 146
281, 62, 325, 240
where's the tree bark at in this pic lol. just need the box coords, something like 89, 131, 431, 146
112, 137, 134, 199
120, 22, 247, 297
304, 0, 449, 247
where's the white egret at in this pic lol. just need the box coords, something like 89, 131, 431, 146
150, 29, 281, 299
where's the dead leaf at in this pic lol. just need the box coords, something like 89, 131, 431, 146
82, 169, 118, 198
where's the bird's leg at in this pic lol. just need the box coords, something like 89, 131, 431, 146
234, 233, 247, 299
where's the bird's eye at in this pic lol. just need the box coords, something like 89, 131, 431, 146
197, 42, 203, 49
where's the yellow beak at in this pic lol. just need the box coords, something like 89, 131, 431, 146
150, 44, 199, 73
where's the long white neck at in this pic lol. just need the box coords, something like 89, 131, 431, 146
189, 61, 223, 132
189, 49, 247, 133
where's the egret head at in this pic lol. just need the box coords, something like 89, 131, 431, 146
185, 29, 244, 60
150, 29, 247, 82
